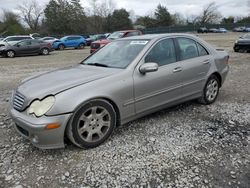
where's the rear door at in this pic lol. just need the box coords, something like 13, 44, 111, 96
29, 40, 41, 53
175, 37, 211, 97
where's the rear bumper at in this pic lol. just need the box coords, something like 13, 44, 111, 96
234, 43, 250, 50
10, 107, 72, 149
221, 65, 229, 85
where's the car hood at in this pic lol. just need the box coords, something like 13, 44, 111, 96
17, 64, 121, 99
237, 39, 250, 43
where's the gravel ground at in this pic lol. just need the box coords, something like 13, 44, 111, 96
0, 33, 249, 188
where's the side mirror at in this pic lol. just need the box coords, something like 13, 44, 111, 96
139, 62, 158, 74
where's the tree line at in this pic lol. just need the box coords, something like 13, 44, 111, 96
0, 0, 250, 36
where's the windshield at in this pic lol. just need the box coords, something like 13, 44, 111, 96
82, 40, 149, 69
60, 36, 67, 40
107, 32, 124, 40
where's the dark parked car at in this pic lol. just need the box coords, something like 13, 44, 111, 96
0, 39, 52, 58
197, 27, 208, 33
234, 33, 250, 52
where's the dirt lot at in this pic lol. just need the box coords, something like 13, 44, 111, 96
0, 33, 249, 188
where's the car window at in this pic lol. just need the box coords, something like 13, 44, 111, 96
18, 41, 32, 46
126, 31, 140, 37
197, 43, 209, 56
177, 38, 199, 60
145, 38, 177, 66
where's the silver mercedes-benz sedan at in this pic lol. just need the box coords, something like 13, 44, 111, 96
9, 34, 229, 149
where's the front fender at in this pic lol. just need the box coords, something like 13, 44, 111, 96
45, 72, 135, 123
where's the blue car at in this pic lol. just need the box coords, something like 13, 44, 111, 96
53, 35, 86, 50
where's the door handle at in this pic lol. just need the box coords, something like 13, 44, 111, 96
203, 59, 210, 64
173, 67, 182, 73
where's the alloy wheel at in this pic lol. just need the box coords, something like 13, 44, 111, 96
77, 106, 111, 143
205, 79, 219, 102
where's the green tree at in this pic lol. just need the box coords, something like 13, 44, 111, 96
237, 16, 250, 24
1, 11, 25, 35
135, 16, 157, 28
104, 9, 132, 32
154, 4, 174, 26
221, 16, 234, 24
44, 0, 86, 35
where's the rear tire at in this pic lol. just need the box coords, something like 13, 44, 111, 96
78, 43, 85, 49
198, 75, 220, 105
67, 99, 116, 149
41, 48, 49, 55
6, 50, 15, 58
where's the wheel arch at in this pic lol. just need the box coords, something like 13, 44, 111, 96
211, 72, 222, 87
64, 97, 121, 139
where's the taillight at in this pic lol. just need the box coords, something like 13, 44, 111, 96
226, 55, 229, 64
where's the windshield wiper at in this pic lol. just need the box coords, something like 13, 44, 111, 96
86, 63, 109, 67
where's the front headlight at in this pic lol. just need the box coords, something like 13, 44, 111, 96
27, 96, 55, 117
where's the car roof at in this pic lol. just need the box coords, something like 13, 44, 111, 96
118, 33, 198, 41
5, 35, 31, 38
115, 30, 140, 33
64, 35, 83, 37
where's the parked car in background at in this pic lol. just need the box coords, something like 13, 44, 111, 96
233, 26, 250, 32
9, 33, 229, 149
0, 39, 52, 58
217, 28, 227, 33
90, 30, 142, 53
197, 27, 208, 33
234, 33, 250, 52
86, 34, 106, 46
208, 28, 219, 33
41, 37, 59, 45
0, 35, 34, 45
30, 33, 41, 39
53, 35, 86, 50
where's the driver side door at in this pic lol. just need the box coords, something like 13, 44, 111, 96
133, 38, 183, 115
16, 40, 32, 55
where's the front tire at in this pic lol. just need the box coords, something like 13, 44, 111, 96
67, 99, 116, 148
6, 50, 15, 58
198, 75, 220, 105
58, 44, 65, 50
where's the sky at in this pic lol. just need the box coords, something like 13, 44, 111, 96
0, 0, 249, 19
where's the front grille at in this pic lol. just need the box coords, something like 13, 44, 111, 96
91, 43, 100, 49
13, 91, 26, 111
